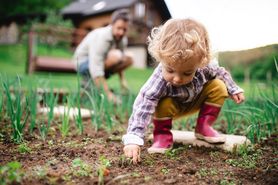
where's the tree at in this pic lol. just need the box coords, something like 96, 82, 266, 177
0, 0, 72, 17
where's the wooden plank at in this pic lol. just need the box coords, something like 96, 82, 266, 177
35, 56, 76, 73
148, 130, 251, 153
38, 105, 94, 120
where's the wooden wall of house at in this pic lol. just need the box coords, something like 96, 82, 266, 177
73, 0, 167, 46
67, 0, 169, 68
78, 14, 111, 31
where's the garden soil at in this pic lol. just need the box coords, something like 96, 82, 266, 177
0, 120, 277, 185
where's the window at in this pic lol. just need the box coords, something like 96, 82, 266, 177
135, 2, 145, 18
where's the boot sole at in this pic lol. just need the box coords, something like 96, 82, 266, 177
147, 147, 170, 154
195, 133, 226, 144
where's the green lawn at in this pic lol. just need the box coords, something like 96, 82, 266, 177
0, 43, 274, 96
0, 43, 153, 93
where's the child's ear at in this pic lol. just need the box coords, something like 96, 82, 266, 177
199, 57, 208, 68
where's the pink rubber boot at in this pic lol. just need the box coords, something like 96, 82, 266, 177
195, 103, 226, 144
147, 118, 173, 153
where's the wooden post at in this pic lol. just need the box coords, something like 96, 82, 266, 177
26, 30, 36, 74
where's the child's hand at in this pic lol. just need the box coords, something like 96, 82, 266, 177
230, 92, 245, 104
123, 144, 141, 164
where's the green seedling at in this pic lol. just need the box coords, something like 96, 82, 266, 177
118, 155, 133, 167
220, 179, 237, 185
18, 142, 31, 154
45, 87, 58, 128
164, 146, 186, 159
71, 158, 92, 177
226, 149, 262, 169
0, 93, 3, 121
37, 87, 58, 141
74, 71, 84, 135
0, 161, 23, 184
2, 76, 29, 143
96, 156, 111, 185
161, 167, 169, 175
28, 88, 38, 133
38, 119, 48, 141
143, 155, 155, 166
209, 151, 220, 159
60, 96, 72, 138
197, 168, 218, 178
232, 143, 255, 156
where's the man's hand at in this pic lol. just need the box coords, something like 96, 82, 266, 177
107, 91, 122, 104
230, 92, 245, 104
94, 76, 121, 104
120, 78, 129, 93
123, 144, 141, 164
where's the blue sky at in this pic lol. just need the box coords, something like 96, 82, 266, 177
165, 0, 278, 51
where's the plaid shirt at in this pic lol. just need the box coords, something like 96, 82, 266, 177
122, 64, 243, 145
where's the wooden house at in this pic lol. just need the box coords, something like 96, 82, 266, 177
61, 0, 171, 68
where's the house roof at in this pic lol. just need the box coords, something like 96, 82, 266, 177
61, 0, 137, 16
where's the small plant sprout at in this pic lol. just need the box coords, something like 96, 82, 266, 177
74, 69, 84, 135
96, 156, 111, 185
118, 155, 133, 167
164, 146, 186, 159
226, 148, 262, 169
38, 119, 48, 141
0, 161, 23, 184
161, 167, 169, 175
60, 97, 71, 138
45, 88, 58, 129
71, 158, 92, 177
18, 142, 31, 154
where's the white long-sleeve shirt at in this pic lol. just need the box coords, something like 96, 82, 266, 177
73, 25, 127, 78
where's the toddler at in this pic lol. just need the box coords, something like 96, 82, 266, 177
122, 18, 245, 164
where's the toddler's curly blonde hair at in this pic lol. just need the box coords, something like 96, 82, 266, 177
148, 18, 211, 67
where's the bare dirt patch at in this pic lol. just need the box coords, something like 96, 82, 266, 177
0, 121, 277, 185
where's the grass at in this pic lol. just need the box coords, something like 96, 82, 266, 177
0, 43, 277, 144
0, 43, 153, 93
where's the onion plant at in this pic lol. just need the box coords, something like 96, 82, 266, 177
27, 86, 38, 133
2, 76, 29, 143
38, 119, 48, 141
38, 88, 58, 141
222, 83, 277, 143
74, 71, 83, 135
60, 96, 71, 137
45, 88, 58, 129
83, 85, 103, 131
0, 92, 3, 122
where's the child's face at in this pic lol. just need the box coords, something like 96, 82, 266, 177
161, 56, 201, 86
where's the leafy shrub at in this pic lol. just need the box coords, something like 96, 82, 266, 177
230, 53, 278, 81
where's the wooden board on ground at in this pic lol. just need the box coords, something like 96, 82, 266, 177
38, 106, 94, 120
148, 130, 251, 152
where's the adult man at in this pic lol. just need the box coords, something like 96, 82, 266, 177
73, 9, 133, 102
